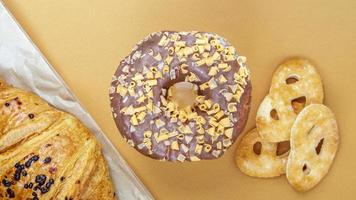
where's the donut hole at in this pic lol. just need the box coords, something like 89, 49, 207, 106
276, 141, 290, 156
315, 138, 324, 155
291, 96, 306, 114
168, 82, 198, 109
286, 76, 299, 84
270, 109, 279, 120
302, 164, 311, 175
253, 142, 262, 155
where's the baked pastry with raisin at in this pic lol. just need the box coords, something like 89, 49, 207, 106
0, 80, 115, 199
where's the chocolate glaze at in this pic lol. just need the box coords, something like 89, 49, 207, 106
110, 31, 251, 161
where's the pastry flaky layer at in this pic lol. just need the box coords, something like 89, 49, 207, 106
0, 80, 116, 200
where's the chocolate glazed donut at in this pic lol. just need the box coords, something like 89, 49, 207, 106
110, 31, 251, 162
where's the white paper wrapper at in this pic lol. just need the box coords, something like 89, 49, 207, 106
0, 2, 154, 200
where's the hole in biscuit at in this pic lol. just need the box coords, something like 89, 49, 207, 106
302, 164, 311, 175
253, 142, 262, 155
270, 109, 279, 120
286, 76, 299, 84
302, 164, 307, 171
291, 96, 306, 114
315, 138, 324, 155
276, 141, 290, 156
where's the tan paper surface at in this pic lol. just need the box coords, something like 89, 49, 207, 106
3, 0, 356, 199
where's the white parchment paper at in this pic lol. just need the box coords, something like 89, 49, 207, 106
0, 2, 154, 200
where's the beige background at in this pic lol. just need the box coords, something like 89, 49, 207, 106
3, 0, 356, 199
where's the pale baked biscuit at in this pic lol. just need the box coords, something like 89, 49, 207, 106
235, 128, 289, 178
256, 58, 323, 142
286, 104, 339, 192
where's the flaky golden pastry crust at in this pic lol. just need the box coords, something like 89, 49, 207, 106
0, 80, 116, 200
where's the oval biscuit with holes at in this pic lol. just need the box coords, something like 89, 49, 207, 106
286, 104, 339, 192
256, 58, 324, 142
270, 58, 324, 97
235, 128, 290, 178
